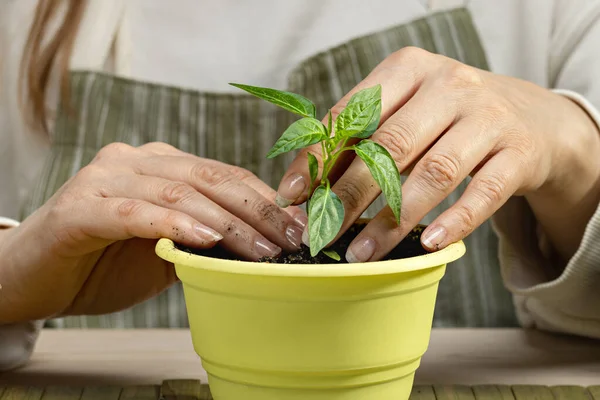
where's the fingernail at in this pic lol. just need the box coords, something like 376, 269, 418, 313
294, 213, 308, 229
194, 224, 223, 241
276, 173, 306, 208
275, 194, 294, 208
285, 225, 303, 248
302, 228, 310, 246
346, 237, 376, 263
255, 237, 282, 258
421, 226, 447, 250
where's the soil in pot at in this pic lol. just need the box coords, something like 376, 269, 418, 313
176, 222, 429, 264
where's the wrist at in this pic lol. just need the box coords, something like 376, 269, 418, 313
0, 220, 52, 323
544, 90, 600, 193
0, 214, 79, 323
526, 90, 600, 261
0, 225, 23, 323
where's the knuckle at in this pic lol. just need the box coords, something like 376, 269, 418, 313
503, 127, 535, 158
218, 218, 252, 243
419, 152, 462, 193
140, 141, 177, 152
74, 164, 105, 182
443, 62, 483, 89
471, 173, 508, 207
507, 145, 537, 182
191, 163, 229, 187
158, 182, 196, 205
97, 142, 133, 159
508, 144, 533, 167
335, 179, 371, 211
116, 199, 143, 219
250, 198, 287, 228
471, 96, 512, 127
505, 142, 526, 161
454, 204, 478, 233
378, 47, 427, 82
485, 100, 511, 121
391, 46, 429, 62
229, 166, 255, 182
162, 210, 182, 231
376, 122, 418, 161
514, 126, 535, 151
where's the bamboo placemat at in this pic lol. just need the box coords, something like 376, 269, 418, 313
1, 381, 599, 399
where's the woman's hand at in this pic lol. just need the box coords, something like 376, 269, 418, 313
0, 142, 307, 323
277, 47, 600, 263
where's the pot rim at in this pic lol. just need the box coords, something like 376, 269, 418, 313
155, 225, 466, 277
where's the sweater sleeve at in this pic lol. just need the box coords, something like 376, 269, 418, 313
493, 0, 600, 339
0, 320, 43, 371
494, 197, 600, 338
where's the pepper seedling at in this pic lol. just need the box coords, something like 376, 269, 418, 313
230, 83, 402, 259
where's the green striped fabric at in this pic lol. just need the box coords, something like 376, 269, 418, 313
22, 7, 518, 328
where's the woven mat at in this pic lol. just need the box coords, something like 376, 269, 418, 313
1, 381, 599, 399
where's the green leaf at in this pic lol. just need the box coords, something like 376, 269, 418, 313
307, 152, 319, 190
322, 249, 341, 261
335, 85, 382, 139
229, 83, 316, 118
354, 140, 402, 224
308, 184, 345, 257
266, 118, 327, 158
327, 109, 333, 135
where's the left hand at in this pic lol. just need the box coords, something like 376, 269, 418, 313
276, 46, 600, 262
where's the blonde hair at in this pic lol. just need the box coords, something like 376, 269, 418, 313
20, 0, 86, 134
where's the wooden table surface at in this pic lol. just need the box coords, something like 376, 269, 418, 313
1, 328, 599, 388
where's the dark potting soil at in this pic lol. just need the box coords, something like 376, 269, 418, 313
176, 223, 429, 264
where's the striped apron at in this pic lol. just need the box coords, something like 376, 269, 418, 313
22, 7, 519, 328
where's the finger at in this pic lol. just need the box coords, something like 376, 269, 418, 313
274, 141, 326, 208
131, 157, 303, 252
141, 142, 310, 228
104, 174, 286, 259
420, 151, 522, 250
241, 173, 309, 227
327, 76, 463, 243
276, 47, 436, 206
345, 117, 498, 262
78, 197, 222, 249
124, 143, 303, 251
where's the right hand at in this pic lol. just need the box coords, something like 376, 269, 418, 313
0, 142, 307, 323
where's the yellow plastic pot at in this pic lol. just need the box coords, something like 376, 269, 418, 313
156, 227, 465, 400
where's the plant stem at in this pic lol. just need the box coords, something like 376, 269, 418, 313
321, 140, 327, 162
321, 145, 354, 184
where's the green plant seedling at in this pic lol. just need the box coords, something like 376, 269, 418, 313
230, 83, 402, 259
